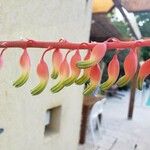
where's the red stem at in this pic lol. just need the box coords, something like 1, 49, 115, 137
0, 48, 7, 56
41, 46, 54, 60
0, 39, 150, 50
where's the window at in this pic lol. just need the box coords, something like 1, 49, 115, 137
44, 106, 61, 137
0, 128, 4, 134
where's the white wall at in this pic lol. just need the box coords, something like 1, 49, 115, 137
0, 0, 92, 150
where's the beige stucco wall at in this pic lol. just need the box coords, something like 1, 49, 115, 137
0, 0, 92, 150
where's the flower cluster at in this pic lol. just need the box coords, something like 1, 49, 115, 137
0, 39, 150, 96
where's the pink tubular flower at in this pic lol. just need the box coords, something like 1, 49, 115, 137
77, 43, 106, 69
75, 50, 91, 85
51, 56, 70, 93
51, 48, 63, 79
83, 64, 101, 95
13, 48, 31, 87
137, 59, 150, 90
117, 48, 138, 87
64, 50, 81, 86
100, 54, 120, 91
31, 59, 49, 95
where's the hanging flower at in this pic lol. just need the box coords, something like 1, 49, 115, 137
75, 50, 91, 85
51, 56, 70, 93
137, 59, 150, 90
64, 50, 81, 86
31, 59, 49, 95
51, 48, 63, 79
100, 54, 120, 91
13, 48, 31, 87
83, 64, 101, 95
77, 43, 106, 69
117, 48, 138, 87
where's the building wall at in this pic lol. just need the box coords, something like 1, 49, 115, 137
0, 1, 92, 150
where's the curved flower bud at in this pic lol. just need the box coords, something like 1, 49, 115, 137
137, 59, 150, 90
13, 49, 31, 87
117, 48, 137, 87
75, 50, 91, 85
51, 57, 70, 93
83, 64, 101, 95
100, 55, 120, 91
64, 50, 81, 86
31, 59, 49, 95
77, 43, 106, 69
51, 48, 63, 79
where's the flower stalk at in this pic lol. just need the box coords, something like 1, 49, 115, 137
0, 38, 150, 95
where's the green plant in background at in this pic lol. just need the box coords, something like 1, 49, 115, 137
135, 12, 150, 61
107, 11, 131, 39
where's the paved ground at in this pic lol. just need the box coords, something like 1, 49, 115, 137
78, 88, 150, 150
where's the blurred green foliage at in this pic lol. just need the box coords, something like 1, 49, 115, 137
111, 21, 131, 38
107, 11, 150, 61
135, 12, 150, 37
135, 12, 150, 61
107, 11, 131, 38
